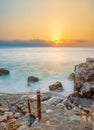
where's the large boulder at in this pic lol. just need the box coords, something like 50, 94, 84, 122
0, 68, 9, 76
74, 57, 94, 98
49, 81, 63, 91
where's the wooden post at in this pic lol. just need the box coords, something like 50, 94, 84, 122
37, 90, 41, 120
27, 98, 31, 114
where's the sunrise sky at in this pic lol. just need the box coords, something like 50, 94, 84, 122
0, 0, 94, 46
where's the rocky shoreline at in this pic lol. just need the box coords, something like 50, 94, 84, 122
0, 91, 94, 130
0, 57, 94, 130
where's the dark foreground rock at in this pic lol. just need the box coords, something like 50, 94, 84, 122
0, 68, 9, 76
74, 57, 94, 98
49, 81, 63, 91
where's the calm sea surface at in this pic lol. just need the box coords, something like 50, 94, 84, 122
0, 47, 94, 95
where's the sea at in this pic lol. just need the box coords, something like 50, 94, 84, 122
0, 47, 94, 95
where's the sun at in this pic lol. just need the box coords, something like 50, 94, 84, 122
55, 40, 60, 45
54, 39, 63, 46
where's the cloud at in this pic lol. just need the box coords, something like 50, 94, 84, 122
0, 39, 94, 47
74, 40, 89, 43
0, 39, 54, 47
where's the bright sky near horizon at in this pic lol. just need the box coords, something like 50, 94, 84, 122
0, 0, 94, 45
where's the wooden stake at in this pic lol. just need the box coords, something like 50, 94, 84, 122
27, 98, 31, 114
37, 90, 41, 120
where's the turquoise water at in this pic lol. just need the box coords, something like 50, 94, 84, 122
0, 47, 94, 94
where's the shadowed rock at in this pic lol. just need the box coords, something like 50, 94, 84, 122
27, 76, 39, 86
49, 81, 63, 91
0, 68, 9, 76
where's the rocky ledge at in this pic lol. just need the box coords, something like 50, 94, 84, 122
0, 92, 93, 130
74, 57, 94, 98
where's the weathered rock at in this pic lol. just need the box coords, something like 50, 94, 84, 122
86, 57, 94, 62
63, 99, 73, 110
72, 106, 80, 115
69, 73, 75, 80
14, 112, 24, 118
24, 113, 36, 127
0, 115, 8, 122
80, 102, 94, 130
28, 76, 39, 82
68, 115, 80, 121
74, 57, 94, 98
0, 122, 9, 130
27, 76, 39, 85
0, 68, 9, 76
56, 103, 65, 110
41, 95, 51, 101
71, 91, 79, 97
49, 81, 63, 91
4, 112, 14, 119
42, 96, 63, 105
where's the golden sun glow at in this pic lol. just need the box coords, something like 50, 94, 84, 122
54, 40, 63, 46
55, 40, 60, 45
51, 26, 62, 41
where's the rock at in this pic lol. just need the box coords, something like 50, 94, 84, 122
14, 112, 24, 118
0, 68, 9, 76
24, 113, 36, 127
17, 125, 28, 130
71, 91, 79, 97
41, 95, 51, 101
0, 122, 9, 130
74, 57, 94, 98
0, 108, 9, 113
68, 115, 80, 121
87, 73, 94, 82
56, 103, 65, 110
49, 81, 63, 91
27, 76, 39, 85
4, 112, 14, 118
46, 109, 53, 113
42, 96, 63, 105
28, 76, 39, 82
80, 102, 94, 130
69, 73, 75, 80
72, 106, 80, 115
0, 115, 8, 122
86, 57, 94, 62
63, 99, 73, 110
80, 83, 94, 98
67, 95, 74, 103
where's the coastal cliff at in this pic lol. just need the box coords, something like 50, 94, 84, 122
74, 57, 94, 98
